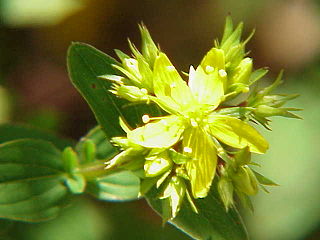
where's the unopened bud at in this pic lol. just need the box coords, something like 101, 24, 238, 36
144, 153, 172, 177
230, 57, 252, 85
115, 85, 149, 102
160, 176, 186, 219
231, 166, 258, 195
218, 176, 234, 211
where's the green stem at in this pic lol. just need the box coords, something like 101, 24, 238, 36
77, 160, 116, 179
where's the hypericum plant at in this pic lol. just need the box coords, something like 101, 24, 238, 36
0, 17, 299, 240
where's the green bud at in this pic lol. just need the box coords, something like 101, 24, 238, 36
137, 56, 154, 92
261, 94, 299, 108
144, 152, 172, 177
82, 139, 96, 164
231, 166, 258, 195
62, 147, 79, 173
160, 176, 186, 219
220, 21, 243, 54
254, 105, 300, 119
139, 24, 159, 68
111, 137, 130, 149
65, 173, 86, 194
218, 176, 234, 211
156, 170, 171, 188
234, 146, 251, 167
225, 43, 245, 69
168, 149, 191, 165
105, 147, 144, 169
111, 85, 149, 102
175, 166, 190, 180
230, 57, 252, 85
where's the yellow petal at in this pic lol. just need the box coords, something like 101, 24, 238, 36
200, 48, 225, 70
183, 127, 217, 198
188, 66, 224, 108
208, 115, 269, 154
153, 52, 194, 111
127, 115, 184, 148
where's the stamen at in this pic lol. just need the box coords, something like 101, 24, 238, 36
140, 88, 148, 94
170, 82, 177, 88
183, 147, 192, 153
167, 66, 175, 71
142, 115, 150, 123
219, 69, 227, 77
190, 119, 198, 127
205, 66, 214, 73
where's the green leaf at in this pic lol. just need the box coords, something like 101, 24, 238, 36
67, 42, 126, 138
0, 139, 70, 222
68, 43, 161, 137
86, 170, 140, 201
146, 180, 249, 240
0, 123, 74, 150
209, 115, 269, 154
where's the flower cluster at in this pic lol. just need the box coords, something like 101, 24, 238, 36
101, 17, 299, 220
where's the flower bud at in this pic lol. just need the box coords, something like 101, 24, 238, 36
62, 147, 79, 173
139, 24, 159, 67
218, 176, 234, 211
254, 105, 285, 117
234, 146, 251, 167
144, 152, 172, 177
231, 166, 258, 195
105, 147, 144, 169
112, 85, 149, 102
160, 176, 186, 219
124, 58, 142, 80
230, 57, 252, 85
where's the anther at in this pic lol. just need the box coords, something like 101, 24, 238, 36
167, 66, 175, 71
183, 147, 192, 153
206, 66, 214, 73
219, 69, 227, 77
140, 88, 148, 94
142, 115, 150, 123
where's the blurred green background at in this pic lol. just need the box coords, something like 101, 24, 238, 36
0, 0, 319, 239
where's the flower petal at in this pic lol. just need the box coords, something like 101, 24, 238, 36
183, 127, 217, 198
188, 66, 224, 107
200, 47, 225, 71
153, 52, 194, 111
208, 115, 269, 154
127, 115, 184, 148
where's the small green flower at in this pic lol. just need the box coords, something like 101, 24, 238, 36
102, 17, 299, 219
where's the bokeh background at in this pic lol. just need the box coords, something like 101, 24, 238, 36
0, 0, 319, 239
